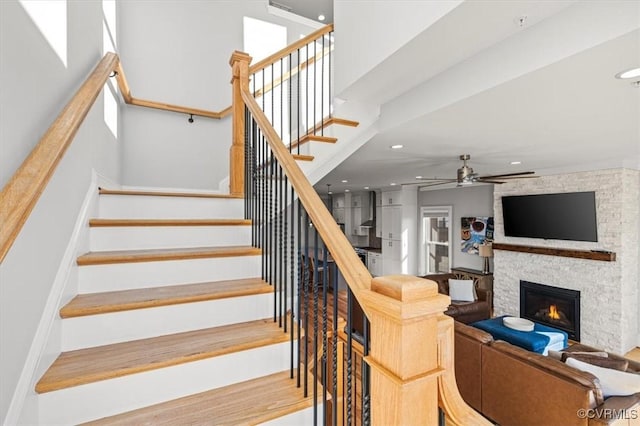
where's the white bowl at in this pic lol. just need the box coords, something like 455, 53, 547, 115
503, 317, 534, 332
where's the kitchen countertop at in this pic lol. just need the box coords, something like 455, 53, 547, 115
355, 247, 381, 254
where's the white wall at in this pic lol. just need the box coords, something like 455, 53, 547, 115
0, 1, 121, 421
333, 0, 461, 95
418, 185, 494, 271
493, 169, 639, 354
118, 0, 317, 190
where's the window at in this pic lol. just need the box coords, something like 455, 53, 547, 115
420, 206, 452, 275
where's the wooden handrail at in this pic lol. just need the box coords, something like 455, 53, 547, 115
249, 24, 334, 74
240, 87, 373, 305
113, 61, 231, 119
0, 53, 118, 262
0, 52, 231, 262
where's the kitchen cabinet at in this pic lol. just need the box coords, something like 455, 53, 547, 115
381, 190, 403, 206
350, 194, 368, 236
382, 205, 401, 240
375, 190, 382, 238
332, 194, 345, 224
367, 251, 382, 277
380, 187, 417, 275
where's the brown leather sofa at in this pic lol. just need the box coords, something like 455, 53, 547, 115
422, 273, 491, 324
454, 321, 640, 425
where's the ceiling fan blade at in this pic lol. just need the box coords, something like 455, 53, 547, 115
476, 179, 506, 184
479, 171, 536, 179
401, 180, 453, 187
486, 175, 539, 180
415, 177, 457, 181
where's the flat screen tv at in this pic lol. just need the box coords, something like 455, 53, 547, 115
501, 191, 598, 242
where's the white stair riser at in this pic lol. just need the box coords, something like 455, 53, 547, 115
78, 255, 262, 293
38, 342, 292, 425
89, 225, 252, 251
98, 195, 244, 219
260, 406, 316, 426
61, 293, 274, 351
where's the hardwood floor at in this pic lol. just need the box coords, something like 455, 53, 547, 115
625, 346, 640, 362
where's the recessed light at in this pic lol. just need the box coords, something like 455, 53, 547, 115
510, 161, 522, 165
341, 179, 348, 183
318, 14, 325, 21
390, 144, 403, 149
390, 182, 397, 186
345, 189, 350, 192
364, 186, 369, 190
416, 176, 423, 179
615, 67, 640, 79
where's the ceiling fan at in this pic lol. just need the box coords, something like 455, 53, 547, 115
405, 154, 537, 187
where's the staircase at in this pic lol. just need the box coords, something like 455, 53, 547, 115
34, 189, 314, 425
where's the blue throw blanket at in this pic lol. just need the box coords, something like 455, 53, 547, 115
471, 316, 568, 354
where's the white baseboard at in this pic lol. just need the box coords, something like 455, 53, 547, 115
4, 172, 101, 425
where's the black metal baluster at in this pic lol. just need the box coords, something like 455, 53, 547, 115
288, 52, 293, 153
321, 34, 324, 137
321, 242, 328, 425
283, 172, 288, 333
362, 314, 371, 425
313, 225, 319, 425
305, 42, 309, 145
297, 48, 301, 156
303, 209, 310, 397
252, 118, 258, 248
297, 197, 303, 388
332, 260, 339, 426
313, 38, 317, 135
346, 289, 353, 425
329, 32, 332, 119
278, 162, 284, 327
262, 130, 267, 281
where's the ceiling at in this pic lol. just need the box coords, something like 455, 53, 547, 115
315, 1, 640, 194
269, 0, 333, 24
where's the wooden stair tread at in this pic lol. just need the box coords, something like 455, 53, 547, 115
289, 134, 338, 151
99, 189, 242, 199
89, 218, 251, 227
60, 278, 272, 318
83, 371, 313, 425
301, 135, 338, 144
292, 154, 314, 161
325, 116, 359, 127
36, 319, 289, 393
77, 246, 261, 266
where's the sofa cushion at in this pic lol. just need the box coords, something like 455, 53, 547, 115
448, 279, 475, 302
562, 353, 629, 372
566, 357, 640, 398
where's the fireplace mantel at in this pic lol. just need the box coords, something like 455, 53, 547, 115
493, 243, 616, 262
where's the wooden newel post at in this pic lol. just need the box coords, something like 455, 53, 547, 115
229, 51, 252, 196
359, 275, 451, 425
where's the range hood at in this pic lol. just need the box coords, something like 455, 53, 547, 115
360, 191, 376, 227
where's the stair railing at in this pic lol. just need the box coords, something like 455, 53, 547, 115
233, 30, 490, 423
0, 52, 231, 264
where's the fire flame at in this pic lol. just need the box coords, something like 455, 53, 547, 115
549, 305, 560, 320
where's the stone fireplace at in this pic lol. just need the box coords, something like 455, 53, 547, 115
520, 281, 580, 341
492, 169, 640, 354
